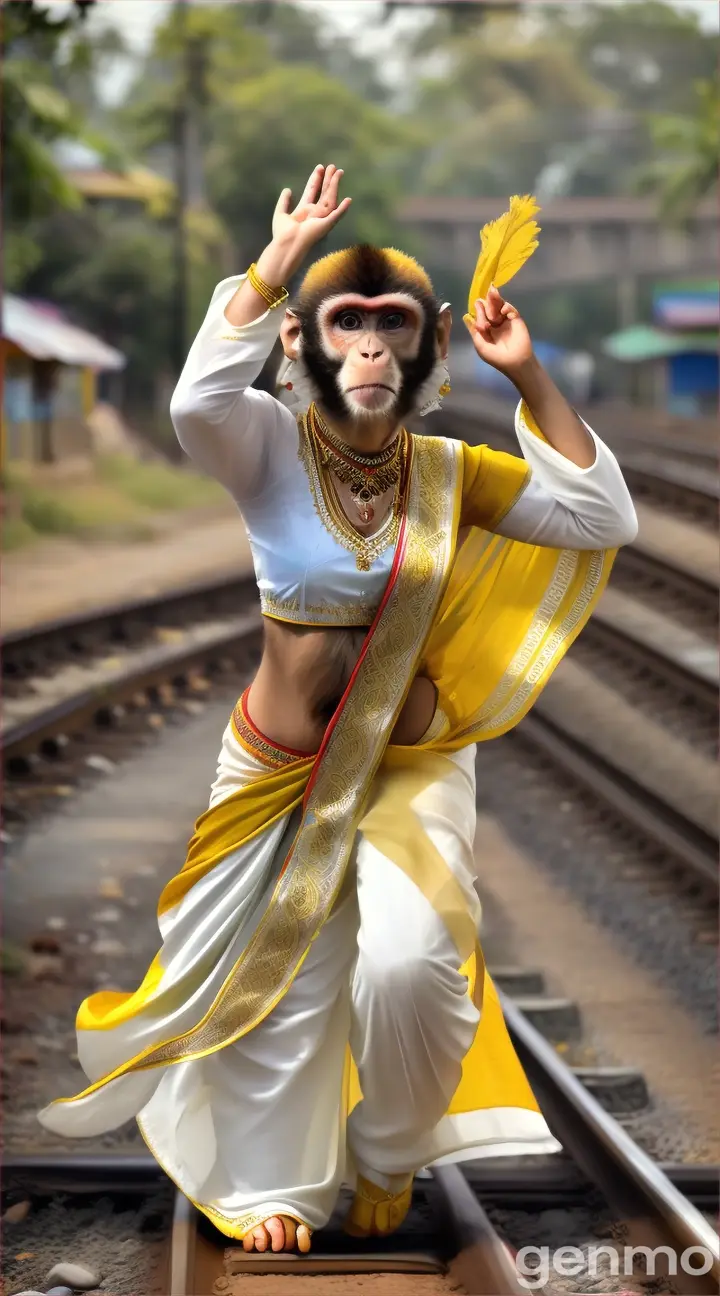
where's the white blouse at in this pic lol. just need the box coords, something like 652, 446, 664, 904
170, 276, 637, 628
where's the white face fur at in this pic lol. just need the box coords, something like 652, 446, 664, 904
316, 292, 427, 418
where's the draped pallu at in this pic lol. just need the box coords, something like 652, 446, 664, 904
40, 409, 615, 1231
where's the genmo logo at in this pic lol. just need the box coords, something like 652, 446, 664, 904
514, 1243, 717, 1289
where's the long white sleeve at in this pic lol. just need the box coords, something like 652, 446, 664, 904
496, 402, 638, 549
169, 275, 297, 501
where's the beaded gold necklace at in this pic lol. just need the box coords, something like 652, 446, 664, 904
307, 404, 407, 525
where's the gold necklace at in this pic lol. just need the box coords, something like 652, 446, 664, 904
308, 404, 407, 525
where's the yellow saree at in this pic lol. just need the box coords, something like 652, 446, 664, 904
42, 408, 614, 1152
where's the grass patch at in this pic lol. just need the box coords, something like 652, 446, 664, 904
2, 454, 224, 549
98, 455, 224, 511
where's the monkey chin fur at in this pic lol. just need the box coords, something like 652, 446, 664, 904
342, 387, 397, 420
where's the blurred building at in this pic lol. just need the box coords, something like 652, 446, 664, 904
602, 280, 719, 416
1, 295, 125, 463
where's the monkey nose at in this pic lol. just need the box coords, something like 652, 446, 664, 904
359, 344, 385, 362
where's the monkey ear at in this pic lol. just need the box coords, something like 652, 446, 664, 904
280, 308, 302, 360
437, 303, 452, 359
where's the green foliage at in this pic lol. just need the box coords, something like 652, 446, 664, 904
97, 455, 224, 511
638, 78, 719, 224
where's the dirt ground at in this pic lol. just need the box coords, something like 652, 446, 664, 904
1, 503, 253, 633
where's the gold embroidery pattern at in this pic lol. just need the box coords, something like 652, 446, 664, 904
54, 435, 460, 1092
454, 547, 608, 741
231, 701, 306, 769
261, 591, 379, 628
298, 415, 404, 572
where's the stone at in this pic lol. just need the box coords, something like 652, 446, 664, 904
10, 1290, 46, 1295
27, 954, 63, 982
90, 906, 122, 924
3, 1199, 31, 1223
98, 877, 124, 900
46, 1289, 74, 1295
29, 933, 61, 955
46, 917, 67, 931
85, 753, 116, 774
90, 937, 126, 957
10, 1047, 39, 1066
46, 1262, 101, 1291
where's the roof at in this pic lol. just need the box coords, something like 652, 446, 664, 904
2, 295, 126, 371
603, 324, 719, 363
653, 281, 719, 330
64, 166, 174, 216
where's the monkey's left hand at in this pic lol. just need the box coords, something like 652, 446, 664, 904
464, 285, 534, 378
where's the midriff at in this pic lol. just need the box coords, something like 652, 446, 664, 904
247, 618, 437, 753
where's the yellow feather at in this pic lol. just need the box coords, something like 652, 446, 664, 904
466, 194, 541, 317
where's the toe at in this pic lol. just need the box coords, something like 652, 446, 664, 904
297, 1223, 312, 1253
266, 1217, 286, 1253
253, 1224, 269, 1252
281, 1217, 297, 1251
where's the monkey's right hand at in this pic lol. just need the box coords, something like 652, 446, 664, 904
269, 164, 352, 275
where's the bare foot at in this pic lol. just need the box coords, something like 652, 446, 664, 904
242, 1214, 312, 1253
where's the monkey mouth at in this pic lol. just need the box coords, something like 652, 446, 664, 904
346, 383, 396, 395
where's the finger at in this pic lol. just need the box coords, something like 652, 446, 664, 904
322, 195, 352, 227
319, 163, 337, 199
242, 1231, 255, 1252
485, 286, 504, 325
266, 1217, 286, 1253
488, 283, 506, 313
297, 1224, 312, 1254
281, 1217, 297, 1251
252, 1224, 269, 1252
323, 167, 344, 210
474, 300, 493, 341
300, 165, 324, 206
274, 188, 292, 220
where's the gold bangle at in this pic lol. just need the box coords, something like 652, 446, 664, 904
247, 262, 289, 309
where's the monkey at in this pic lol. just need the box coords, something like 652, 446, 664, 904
43, 167, 637, 1262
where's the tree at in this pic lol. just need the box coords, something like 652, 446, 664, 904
638, 78, 719, 224
1, 0, 118, 287
122, 3, 421, 280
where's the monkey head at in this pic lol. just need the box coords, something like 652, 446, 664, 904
279, 246, 451, 424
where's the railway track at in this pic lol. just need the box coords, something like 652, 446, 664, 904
4, 1002, 718, 1294
3, 530, 717, 887
442, 392, 719, 527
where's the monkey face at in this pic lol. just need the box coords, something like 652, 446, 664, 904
316, 293, 424, 420
281, 245, 451, 425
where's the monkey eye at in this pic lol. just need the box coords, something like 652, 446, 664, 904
379, 312, 406, 330
335, 310, 363, 330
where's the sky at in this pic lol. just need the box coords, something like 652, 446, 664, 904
45, 0, 718, 103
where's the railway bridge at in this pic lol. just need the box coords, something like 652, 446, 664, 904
400, 196, 716, 319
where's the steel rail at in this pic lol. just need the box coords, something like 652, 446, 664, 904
166, 1167, 525, 1295
4, 1153, 716, 1209
518, 710, 718, 886
2, 572, 256, 684
3, 612, 261, 767
502, 993, 720, 1295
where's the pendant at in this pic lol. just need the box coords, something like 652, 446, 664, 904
356, 553, 371, 572
353, 486, 375, 525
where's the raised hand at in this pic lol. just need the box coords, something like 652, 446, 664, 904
464, 284, 534, 377
226, 164, 350, 325
272, 164, 352, 266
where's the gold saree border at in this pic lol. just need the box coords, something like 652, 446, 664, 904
451, 546, 612, 743
54, 434, 460, 1101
